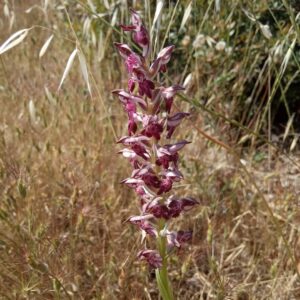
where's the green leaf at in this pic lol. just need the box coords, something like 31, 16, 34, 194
155, 269, 173, 300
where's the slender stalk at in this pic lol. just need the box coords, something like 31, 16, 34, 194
156, 220, 174, 300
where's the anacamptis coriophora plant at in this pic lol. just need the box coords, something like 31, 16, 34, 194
113, 9, 198, 300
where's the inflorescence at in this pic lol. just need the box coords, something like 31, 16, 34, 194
113, 9, 198, 270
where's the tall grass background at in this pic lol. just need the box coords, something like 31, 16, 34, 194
0, 0, 300, 299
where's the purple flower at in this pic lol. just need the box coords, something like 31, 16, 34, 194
138, 78, 155, 98
156, 152, 179, 169
161, 167, 183, 182
165, 140, 191, 153
134, 27, 150, 57
156, 141, 190, 169
136, 184, 156, 200
167, 196, 199, 217
133, 165, 161, 189
114, 42, 155, 100
140, 115, 164, 140
129, 218, 158, 237
128, 119, 137, 135
138, 250, 162, 268
131, 143, 151, 160
114, 43, 145, 73
121, 9, 150, 57
114, 42, 133, 58
128, 78, 135, 92
128, 69, 155, 98
161, 85, 185, 99
118, 148, 142, 169
176, 230, 193, 244
145, 196, 198, 219
161, 85, 185, 113
148, 204, 171, 219
157, 45, 175, 65
167, 112, 190, 138
112, 89, 147, 110
150, 46, 175, 76
166, 230, 193, 248
118, 136, 151, 160
157, 177, 173, 195
111, 92, 138, 136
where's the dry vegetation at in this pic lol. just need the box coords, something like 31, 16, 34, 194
0, 0, 300, 299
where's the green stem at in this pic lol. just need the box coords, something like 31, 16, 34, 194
156, 220, 174, 300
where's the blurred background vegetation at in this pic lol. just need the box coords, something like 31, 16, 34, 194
0, 0, 300, 299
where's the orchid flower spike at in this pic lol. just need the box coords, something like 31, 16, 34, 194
113, 8, 198, 300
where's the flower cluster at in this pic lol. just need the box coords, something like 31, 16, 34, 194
114, 9, 197, 269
